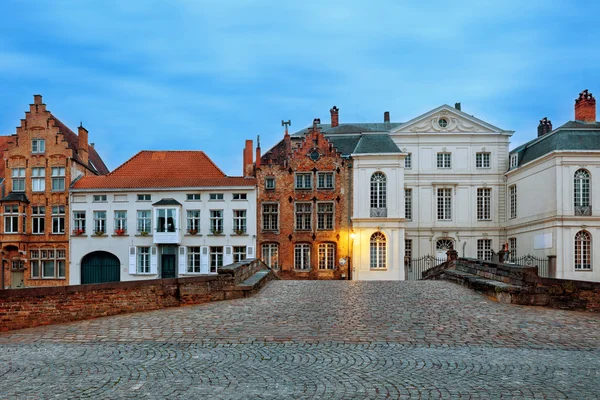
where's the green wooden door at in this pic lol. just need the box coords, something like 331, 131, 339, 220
81, 251, 120, 284
161, 254, 176, 278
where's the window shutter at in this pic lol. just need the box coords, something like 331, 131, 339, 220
128, 246, 137, 275
201, 246, 209, 274
247, 246, 254, 258
224, 246, 233, 266
178, 246, 187, 275
150, 246, 158, 274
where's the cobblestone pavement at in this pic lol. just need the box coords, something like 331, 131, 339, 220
1, 281, 600, 399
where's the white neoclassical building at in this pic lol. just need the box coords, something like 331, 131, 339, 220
69, 150, 257, 285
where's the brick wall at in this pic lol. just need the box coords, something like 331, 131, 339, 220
0, 259, 271, 332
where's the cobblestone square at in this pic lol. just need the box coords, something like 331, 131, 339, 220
1, 280, 600, 398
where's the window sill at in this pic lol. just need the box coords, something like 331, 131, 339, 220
111, 234, 130, 237
370, 268, 388, 271
51, 232, 67, 235
132, 273, 156, 276
207, 233, 225, 236
91, 234, 108, 238
184, 234, 203, 237
231, 233, 249, 236
135, 234, 153, 237
316, 188, 334, 190
71, 234, 88, 238
294, 269, 311, 272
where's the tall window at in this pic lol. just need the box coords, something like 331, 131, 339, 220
137, 247, 150, 273
114, 211, 127, 233
294, 244, 311, 270
32, 139, 45, 153
477, 188, 491, 220
404, 153, 412, 169
574, 231, 591, 270
52, 206, 65, 234
94, 211, 106, 234
233, 210, 247, 233
187, 246, 201, 273
31, 167, 45, 192
51, 167, 65, 191
12, 168, 25, 192
405, 188, 412, 220
156, 209, 176, 232
510, 154, 518, 168
317, 172, 334, 189
30, 248, 66, 279
475, 152, 491, 168
317, 203, 334, 230
137, 210, 151, 233
318, 243, 335, 270
210, 246, 223, 272
209, 210, 223, 233
437, 188, 452, 220
32, 206, 45, 234
477, 239, 492, 261
262, 203, 278, 231
509, 185, 517, 219
187, 210, 200, 233
405, 239, 412, 265
509, 238, 517, 261
370, 232, 386, 269
262, 244, 279, 269
574, 169, 591, 215
437, 153, 451, 169
295, 173, 312, 189
233, 246, 247, 263
4, 205, 19, 233
73, 211, 86, 234
295, 203, 312, 231
370, 172, 387, 216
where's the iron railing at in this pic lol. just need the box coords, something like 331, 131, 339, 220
508, 254, 549, 278
405, 255, 446, 280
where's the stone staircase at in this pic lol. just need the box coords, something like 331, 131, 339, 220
218, 259, 278, 299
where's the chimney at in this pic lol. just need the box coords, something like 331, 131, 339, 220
455, 102, 461, 111
384, 111, 390, 123
243, 139, 253, 177
575, 89, 596, 123
282, 120, 292, 156
330, 106, 339, 128
33, 94, 42, 105
255, 135, 261, 170
78, 123, 89, 165
537, 117, 553, 137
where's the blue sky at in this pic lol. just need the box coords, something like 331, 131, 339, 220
0, 0, 598, 175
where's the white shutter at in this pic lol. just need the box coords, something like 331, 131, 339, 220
247, 246, 254, 259
201, 246, 209, 274
224, 246, 233, 266
178, 246, 187, 275
128, 246, 137, 274
150, 246, 158, 274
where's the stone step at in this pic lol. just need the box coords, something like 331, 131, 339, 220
226, 269, 274, 299
444, 269, 523, 295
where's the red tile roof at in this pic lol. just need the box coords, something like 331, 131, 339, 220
72, 151, 256, 189
50, 115, 109, 175
0, 135, 12, 178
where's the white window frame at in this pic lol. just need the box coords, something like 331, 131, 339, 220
32, 139, 45, 154
137, 194, 151, 201
31, 167, 45, 192
476, 188, 492, 221
294, 243, 311, 270
574, 230, 592, 270
232, 193, 247, 200
405, 188, 412, 221
509, 185, 517, 219
93, 211, 106, 234
209, 193, 224, 200
186, 193, 201, 201
477, 239, 492, 261
210, 246, 223, 272
209, 210, 223, 234
137, 246, 151, 274
51, 167, 65, 191
4, 205, 19, 233
370, 172, 387, 209
187, 246, 201, 273
233, 246, 247, 263
262, 203, 279, 231
317, 172, 334, 189
475, 152, 491, 168
73, 211, 86, 234
318, 243, 335, 270
510, 154, 518, 169
137, 210, 151, 234
93, 195, 107, 202
404, 153, 412, 169
436, 153, 452, 169
370, 232, 387, 269
12, 168, 25, 192
295, 173, 312, 190
30, 248, 66, 279
262, 243, 279, 269
186, 210, 201, 233
295, 202, 312, 231
317, 202, 334, 230
233, 210, 247, 234
114, 211, 127, 233
437, 188, 452, 221
32, 206, 45, 234
51, 205, 65, 234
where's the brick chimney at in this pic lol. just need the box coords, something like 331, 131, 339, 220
255, 136, 261, 170
537, 117, 553, 137
33, 94, 42, 105
78, 123, 89, 165
384, 111, 390, 123
575, 89, 596, 122
243, 140, 253, 177
330, 106, 339, 128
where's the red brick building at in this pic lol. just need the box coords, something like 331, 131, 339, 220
0, 95, 108, 289
255, 114, 353, 279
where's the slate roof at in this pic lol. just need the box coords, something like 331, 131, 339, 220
72, 151, 256, 189
354, 134, 402, 154
50, 115, 109, 175
0, 192, 29, 203
153, 198, 182, 206
509, 121, 600, 169
291, 122, 403, 136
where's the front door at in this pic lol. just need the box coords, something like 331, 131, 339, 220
161, 254, 176, 278
11, 271, 24, 288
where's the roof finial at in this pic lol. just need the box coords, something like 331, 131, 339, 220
257, 134, 260, 148
282, 120, 291, 135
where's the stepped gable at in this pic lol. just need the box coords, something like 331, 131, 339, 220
73, 150, 256, 189
0, 135, 12, 178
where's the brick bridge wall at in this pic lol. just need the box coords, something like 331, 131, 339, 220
0, 259, 272, 332
424, 256, 600, 312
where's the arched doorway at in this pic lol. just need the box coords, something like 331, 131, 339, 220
435, 239, 454, 259
81, 251, 120, 284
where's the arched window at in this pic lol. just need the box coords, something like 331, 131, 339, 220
370, 172, 387, 217
574, 169, 591, 215
370, 232, 386, 269
574, 230, 592, 270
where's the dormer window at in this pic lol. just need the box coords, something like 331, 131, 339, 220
32, 139, 45, 154
510, 154, 518, 169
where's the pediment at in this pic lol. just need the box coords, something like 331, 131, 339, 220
393, 106, 501, 134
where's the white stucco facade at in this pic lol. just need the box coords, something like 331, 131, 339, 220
69, 187, 256, 285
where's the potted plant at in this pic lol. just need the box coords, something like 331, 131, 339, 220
139, 230, 149, 237
211, 228, 222, 235
187, 228, 198, 235
93, 230, 105, 237
72, 228, 85, 236
115, 228, 126, 236
234, 229, 245, 235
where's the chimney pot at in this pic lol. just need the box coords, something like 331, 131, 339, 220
575, 89, 596, 123
537, 117, 553, 137
243, 140, 253, 177
455, 102, 461, 111
330, 106, 339, 128
384, 111, 390, 123
78, 125, 89, 165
